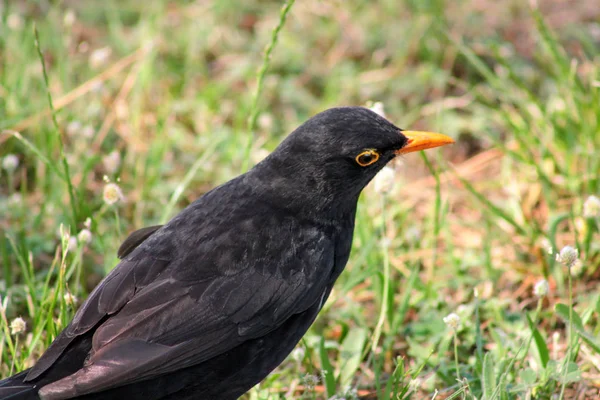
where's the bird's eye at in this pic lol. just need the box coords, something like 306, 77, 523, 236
355, 150, 380, 167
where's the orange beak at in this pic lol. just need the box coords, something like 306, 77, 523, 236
395, 131, 455, 155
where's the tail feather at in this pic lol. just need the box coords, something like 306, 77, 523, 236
0, 371, 39, 400
0, 386, 39, 400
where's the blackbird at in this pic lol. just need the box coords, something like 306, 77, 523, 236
0, 107, 453, 400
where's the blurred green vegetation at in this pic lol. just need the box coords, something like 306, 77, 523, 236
1, 0, 599, 398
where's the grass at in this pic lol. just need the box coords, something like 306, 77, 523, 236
1, 0, 599, 399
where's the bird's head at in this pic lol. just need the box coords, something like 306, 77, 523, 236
250, 107, 454, 217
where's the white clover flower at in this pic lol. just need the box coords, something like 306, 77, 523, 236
67, 236, 78, 252
443, 312, 461, 331
63, 292, 78, 306
570, 259, 584, 277
10, 317, 26, 335
369, 101, 386, 118
102, 151, 121, 174
2, 154, 19, 172
251, 148, 270, 165
538, 237, 553, 255
583, 195, 600, 218
84, 217, 92, 229
556, 246, 578, 268
302, 373, 320, 389
63, 9, 76, 27
404, 226, 421, 242
258, 113, 274, 130
373, 166, 396, 194
8, 193, 22, 207
81, 124, 95, 139
103, 183, 123, 205
89, 47, 112, 69
66, 120, 82, 136
7, 14, 23, 30
380, 237, 392, 249
408, 377, 422, 392
291, 347, 305, 362
533, 279, 549, 298
77, 229, 92, 244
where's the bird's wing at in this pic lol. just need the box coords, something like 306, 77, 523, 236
25, 254, 171, 381
117, 225, 163, 259
31, 217, 334, 397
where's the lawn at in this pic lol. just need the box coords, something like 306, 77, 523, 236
1, 0, 599, 399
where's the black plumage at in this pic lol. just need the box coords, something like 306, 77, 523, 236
0, 107, 452, 400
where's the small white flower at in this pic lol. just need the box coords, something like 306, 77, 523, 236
66, 120, 82, 136
84, 217, 92, 229
63, 292, 78, 306
102, 151, 121, 174
408, 377, 422, 392
380, 237, 391, 249
583, 195, 600, 218
258, 113, 274, 130
570, 259, 584, 277
10, 317, 26, 335
556, 246, 578, 268
81, 124, 95, 138
7, 14, 24, 30
77, 229, 92, 244
89, 47, 112, 69
251, 148, 270, 165
404, 226, 421, 242
368, 101, 386, 118
63, 9, 76, 27
373, 166, 395, 194
538, 237, 553, 255
67, 236, 78, 252
291, 347, 305, 362
103, 183, 124, 205
2, 154, 19, 172
8, 193, 22, 206
301, 373, 320, 389
533, 279, 549, 297
443, 312, 461, 331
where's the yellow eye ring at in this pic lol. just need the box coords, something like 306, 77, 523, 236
355, 150, 380, 167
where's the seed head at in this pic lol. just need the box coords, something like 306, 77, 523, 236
63, 292, 78, 306
373, 166, 395, 194
78, 229, 92, 244
2, 154, 19, 172
533, 279, 549, 298
556, 246, 578, 268
103, 183, 123, 205
10, 317, 26, 335
443, 312, 461, 331
583, 195, 600, 218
